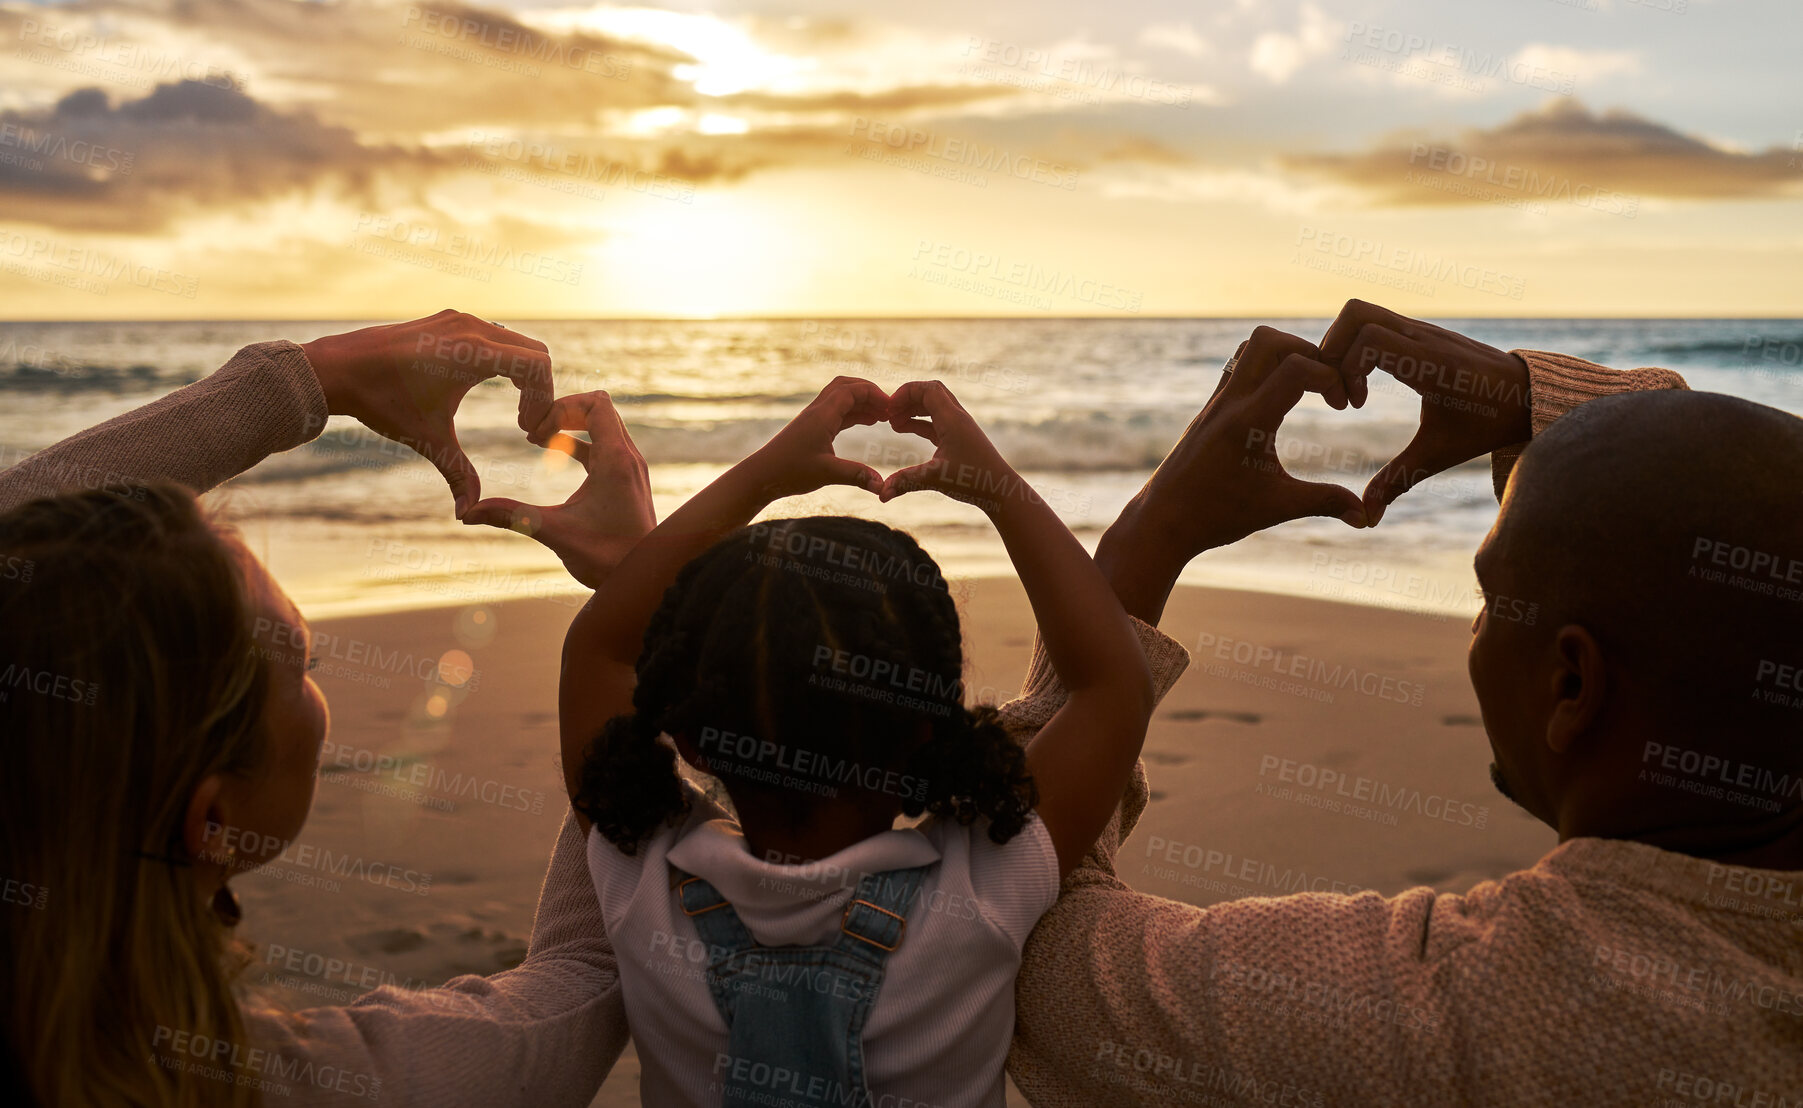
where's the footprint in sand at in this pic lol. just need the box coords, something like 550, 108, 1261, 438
1143, 751, 1192, 767
347, 927, 427, 955
347, 922, 528, 976
518, 711, 556, 727
1165, 709, 1263, 725
1442, 714, 1482, 726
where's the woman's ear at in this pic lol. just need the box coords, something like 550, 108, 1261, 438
183, 774, 235, 887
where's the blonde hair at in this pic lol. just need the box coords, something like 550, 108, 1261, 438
0, 484, 271, 1107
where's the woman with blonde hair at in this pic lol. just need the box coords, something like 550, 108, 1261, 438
0, 312, 644, 1107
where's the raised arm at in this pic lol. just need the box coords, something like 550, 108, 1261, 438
556, 377, 889, 818
241, 391, 659, 1106
878, 379, 1155, 877
0, 311, 555, 517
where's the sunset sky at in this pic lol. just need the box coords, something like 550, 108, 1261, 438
1, 0, 1798, 319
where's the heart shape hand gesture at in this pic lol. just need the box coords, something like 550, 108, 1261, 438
462, 391, 656, 589
1316, 300, 1532, 525
302, 310, 560, 518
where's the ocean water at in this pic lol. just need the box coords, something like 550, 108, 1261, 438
2, 318, 1799, 621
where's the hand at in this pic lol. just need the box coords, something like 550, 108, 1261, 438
1317, 299, 1531, 524
1093, 327, 1366, 624
301, 310, 556, 517
876, 380, 1022, 512
739, 377, 889, 500
1125, 326, 1369, 553
461, 392, 655, 589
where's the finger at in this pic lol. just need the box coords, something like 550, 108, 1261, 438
886, 379, 968, 421
1336, 322, 1445, 402
492, 342, 556, 438
1318, 299, 1432, 363
529, 392, 588, 444
1206, 341, 1248, 405
576, 390, 644, 471
1232, 327, 1325, 396
820, 456, 884, 495
417, 426, 481, 518
477, 320, 549, 355
546, 430, 592, 468
1278, 475, 1368, 529
820, 377, 889, 429
1361, 429, 1449, 526
877, 460, 944, 503
1252, 352, 1351, 424
461, 497, 545, 534
887, 415, 939, 444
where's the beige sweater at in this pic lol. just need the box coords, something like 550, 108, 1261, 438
1007, 354, 1803, 1107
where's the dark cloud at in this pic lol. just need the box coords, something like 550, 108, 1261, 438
0, 80, 445, 232
1284, 100, 1802, 205
0, 0, 1171, 231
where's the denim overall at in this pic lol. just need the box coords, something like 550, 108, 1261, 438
673, 863, 932, 1108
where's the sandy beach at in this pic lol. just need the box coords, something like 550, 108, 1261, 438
238, 578, 1556, 1106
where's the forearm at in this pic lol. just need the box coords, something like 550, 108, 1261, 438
568, 461, 769, 667
1091, 500, 1199, 628
245, 812, 626, 1107
991, 480, 1148, 698
0, 341, 327, 514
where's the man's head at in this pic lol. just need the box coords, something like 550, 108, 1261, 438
1470, 390, 1803, 852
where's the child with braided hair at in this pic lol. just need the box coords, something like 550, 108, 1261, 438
557, 377, 1155, 1107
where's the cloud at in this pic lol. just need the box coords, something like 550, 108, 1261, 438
1139, 22, 1210, 59
1248, 3, 1339, 85
1512, 44, 1641, 87
0, 81, 446, 232
1282, 100, 1803, 205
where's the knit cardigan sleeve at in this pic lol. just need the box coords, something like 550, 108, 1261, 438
242, 812, 627, 1108
0, 341, 329, 513
1488, 350, 1690, 499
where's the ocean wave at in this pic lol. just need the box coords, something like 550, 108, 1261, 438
1632, 336, 1803, 365
225, 408, 1444, 482
0, 362, 198, 393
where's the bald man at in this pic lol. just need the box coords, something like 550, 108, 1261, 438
997, 303, 1803, 1107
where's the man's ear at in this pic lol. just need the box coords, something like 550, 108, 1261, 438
183, 774, 229, 864
1545, 624, 1606, 756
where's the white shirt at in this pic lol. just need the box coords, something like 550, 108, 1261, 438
589, 784, 1061, 1108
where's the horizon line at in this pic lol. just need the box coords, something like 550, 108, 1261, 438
4, 313, 1802, 325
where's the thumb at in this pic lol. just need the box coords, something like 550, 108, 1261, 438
461, 497, 544, 535
1362, 431, 1443, 526
421, 427, 480, 518
877, 459, 943, 503
821, 456, 884, 495
1282, 476, 1367, 529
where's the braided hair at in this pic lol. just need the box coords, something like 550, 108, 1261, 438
573, 516, 1036, 854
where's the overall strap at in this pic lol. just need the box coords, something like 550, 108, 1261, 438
670, 867, 756, 955
834, 864, 932, 963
